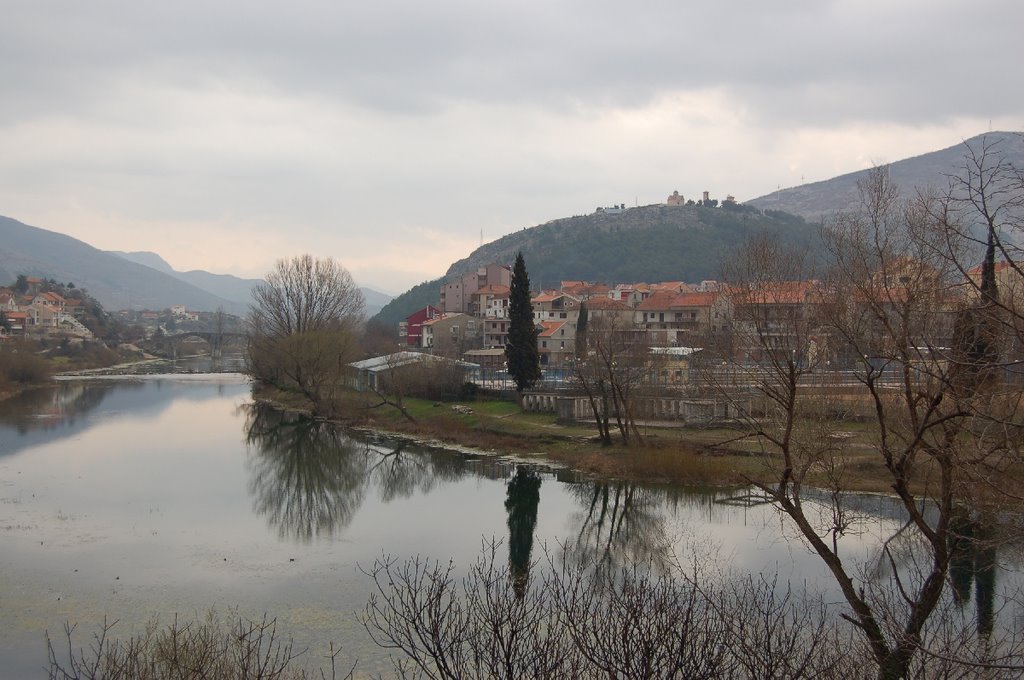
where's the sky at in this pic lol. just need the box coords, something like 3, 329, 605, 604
1, 1, 1022, 295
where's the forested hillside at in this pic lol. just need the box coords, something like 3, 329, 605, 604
373, 203, 823, 326
445, 203, 821, 285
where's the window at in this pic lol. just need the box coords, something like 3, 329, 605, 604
451, 326, 459, 334
560, 312, 567, 318
542, 341, 547, 348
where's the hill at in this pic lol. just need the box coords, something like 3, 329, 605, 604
112, 250, 392, 316
746, 131, 1024, 219
373, 203, 823, 325
0, 218, 393, 316
445, 202, 821, 286
373, 277, 445, 329
0, 216, 245, 314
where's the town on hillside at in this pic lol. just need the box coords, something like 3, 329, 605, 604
395, 256, 1024, 389
0, 276, 98, 339
0, 275, 244, 347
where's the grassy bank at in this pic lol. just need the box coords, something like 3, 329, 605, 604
252, 384, 907, 493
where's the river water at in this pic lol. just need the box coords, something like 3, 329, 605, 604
1, 373, 1020, 677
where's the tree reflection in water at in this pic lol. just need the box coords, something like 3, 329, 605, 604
242, 403, 507, 543
505, 466, 541, 599
244, 404, 370, 542
947, 511, 999, 638
565, 481, 674, 574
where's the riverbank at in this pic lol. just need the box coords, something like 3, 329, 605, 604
0, 338, 151, 401
252, 384, 907, 494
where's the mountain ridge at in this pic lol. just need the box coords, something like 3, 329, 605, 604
0, 218, 392, 316
746, 131, 1024, 218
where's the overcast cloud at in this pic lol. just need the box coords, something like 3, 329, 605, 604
1, 1, 1021, 292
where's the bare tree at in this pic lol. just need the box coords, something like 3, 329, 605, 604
703, 162, 1024, 680
360, 543, 866, 679
247, 255, 364, 414
571, 314, 650, 446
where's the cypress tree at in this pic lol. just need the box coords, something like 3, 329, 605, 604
505, 252, 541, 391
575, 301, 589, 358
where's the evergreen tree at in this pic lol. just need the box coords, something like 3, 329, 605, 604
575, 301, 589, 358
505, 252, 541, 391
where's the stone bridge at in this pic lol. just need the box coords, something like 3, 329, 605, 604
143, 331, 248, 358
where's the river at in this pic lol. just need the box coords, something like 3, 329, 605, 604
1, 373, 1020, 677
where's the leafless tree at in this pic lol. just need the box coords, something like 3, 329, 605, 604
571, 314, 651, 446
705, 160, 1024, 679
247, 255, 364, 414
361, 543, 869, 679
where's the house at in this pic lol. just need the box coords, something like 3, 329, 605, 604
483, 316, 512, 349
637, 291, 731, 346
420, 313, 480, 358
532, 291, 580, 323
31, 291, 66, 312
472, 284, 510, 320
439, 264, 512, 314
537, 319, 575, 367
610, 283, 652, 307
729, 280, 824, 363
0, 290, 18, 312
968, 260, 1024, 311
400, 305, 442, 348
581, 296, 633, 322
1, 310, 28, 336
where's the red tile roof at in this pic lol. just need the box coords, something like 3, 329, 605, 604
474, 284, 510, 296
538, 321, 566, 337
584, 297, 631, 311
636, 291, 679, 311
671, 292, 719, 308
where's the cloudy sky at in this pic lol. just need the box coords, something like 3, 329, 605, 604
2, 1, 1021, 293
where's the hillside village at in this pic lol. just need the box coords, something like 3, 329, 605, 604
0, 276, 98, 339
0, 275, 243, 347
397, 254, 1024, 383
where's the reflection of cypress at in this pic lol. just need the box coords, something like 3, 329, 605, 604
947, 510, 974, 607
975, 533, 997, 639
505, 466, 542, 600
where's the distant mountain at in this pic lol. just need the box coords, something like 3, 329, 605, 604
746, 131, 1024, 219
0, 216, 246, 314
373, 277, 445, 328
111, 251, 260, 308
359, 287, 393, 317
112, 250, 393, 317
110, 250, 174, 273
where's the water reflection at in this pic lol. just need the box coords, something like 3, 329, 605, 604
242, 403, 511, 543
948, 511, 999, 637
505, 466, 541, 599
565, 481, 675, 573
0, 381, 139, 457
244, 404, 370, 542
